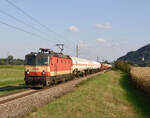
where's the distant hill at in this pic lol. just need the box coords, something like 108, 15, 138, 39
118, 44, 150, 66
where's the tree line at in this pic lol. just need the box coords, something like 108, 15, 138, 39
0, 55, 24, 65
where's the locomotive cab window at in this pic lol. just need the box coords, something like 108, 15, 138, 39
25, 55, 49, 65
25, 56, 36, 65
37, 57, 48, 65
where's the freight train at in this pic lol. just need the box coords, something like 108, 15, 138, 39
24, 48, 111, 87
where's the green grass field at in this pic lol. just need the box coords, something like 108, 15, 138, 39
0, 65, 24, 86
25, 70, 150, 118
0, 65, 25, 95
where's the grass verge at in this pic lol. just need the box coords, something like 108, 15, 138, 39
25, 70, 150, 118
0, 65, 25, 94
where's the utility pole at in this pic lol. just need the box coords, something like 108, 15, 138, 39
76, 44, 79, 57
97, 56, 99, 62
56, 44, 64, 53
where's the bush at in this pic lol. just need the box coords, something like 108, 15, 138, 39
115, 60, 131, 74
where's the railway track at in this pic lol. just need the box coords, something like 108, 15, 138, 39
0, 88, 37, 105
0, 85, 58, 105
0, 80, 75, 105
0, 71, 105, 105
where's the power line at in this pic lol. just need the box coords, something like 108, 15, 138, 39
0, 20, 56, 43
5, 0, 65, 42
0, 10, 69, 47
0, 9, 53, 39
4, 0, 74, 51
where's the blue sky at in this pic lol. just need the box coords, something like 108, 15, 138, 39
0, 0, 150, 61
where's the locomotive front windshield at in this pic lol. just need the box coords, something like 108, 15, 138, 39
37, 57, 48, 65
25, 55, 49, 65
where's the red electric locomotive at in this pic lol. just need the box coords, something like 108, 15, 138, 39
24, 48, 73, 87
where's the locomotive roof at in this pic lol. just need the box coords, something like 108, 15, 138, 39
25, 50, 71, 59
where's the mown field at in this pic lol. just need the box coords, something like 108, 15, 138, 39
25, 70, 150, 118
0, 65, 25, 95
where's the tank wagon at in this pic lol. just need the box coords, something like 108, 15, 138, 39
100, 64, 112, 71
24, 48, 101, 87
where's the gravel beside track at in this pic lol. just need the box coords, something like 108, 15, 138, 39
0, 71, 104, 118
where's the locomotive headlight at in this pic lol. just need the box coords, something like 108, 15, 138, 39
42, 70, 46, 75
26, 70, 30, 75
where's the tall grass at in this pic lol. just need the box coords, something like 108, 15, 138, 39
115, 60, 150, 97
130, 67, 150, 96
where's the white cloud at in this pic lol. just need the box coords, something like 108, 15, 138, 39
96, 38, 106, 43
68, 25, 80, 32
95, 23, 112, 29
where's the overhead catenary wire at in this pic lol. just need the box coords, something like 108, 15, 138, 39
0, 9, 70, 49
4, 0, 75, 51
5, 0, 66, 42
0, 9, 68, 46
0, 20, 57, 43
0, 9, 53, 39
